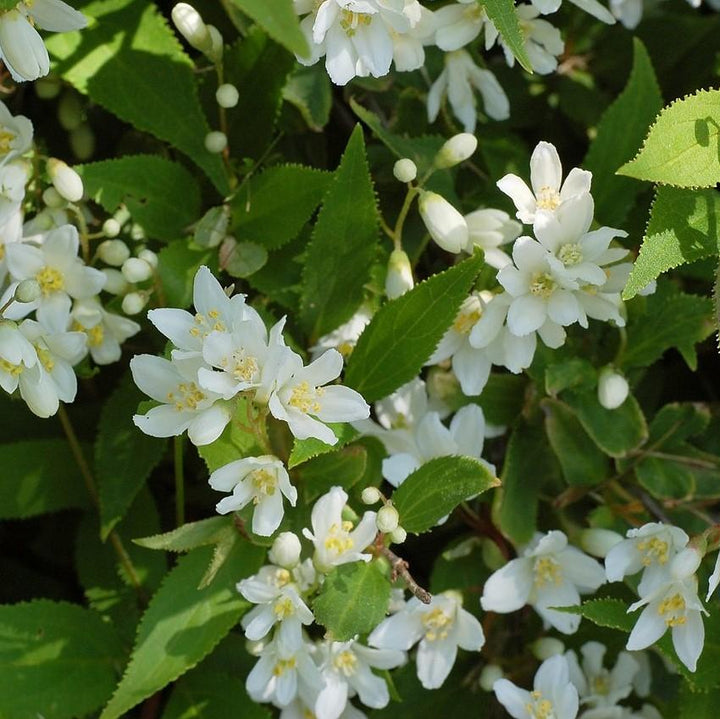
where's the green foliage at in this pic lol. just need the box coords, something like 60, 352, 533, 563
100, 541, 264, 719
561, 598, 634, 632
134, 516, 232, 552
392, 456, 499, 534
618, 89, 720, 188
79, 156, 201, 241
545, 358, 597, 396
472, 373, 528, 426
300, 125, 379, 339
46, 0, 229, 194
584, 38, 662, 226
298, 444, 368, 501
313, 561, 391, 640
229, 0, 308, 56
283, 64, 332, 131
288, 423, 359, 468
0, 600, 124, 719
623, 187, 720, 299
345, 253, 484, 402
157, 243, 216, 308
478, 0, 533, 73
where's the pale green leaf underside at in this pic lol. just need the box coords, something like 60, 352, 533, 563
478, 0, 532, 73
230, 0, 308, 56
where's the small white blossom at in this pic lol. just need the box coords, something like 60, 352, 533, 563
71, 297, 140, 365
0, 100, 33, 165
433, 0, 485, 51
417, 190, 468, 253
310, 306, 372, 360
464, 207, 521, 268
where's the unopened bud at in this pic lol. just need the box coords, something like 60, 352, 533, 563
171, 3, 212, 53
42, 187, 65, 209
137, 248, 158, 269
377, 505, 399, 534
435, 133, 478, 169
216, 83, 239, 108
268, 532, 302, 568
121, 291, 147, 315
361, 487, 382, 505
14, 279, 41, 304
418, 190, 468, 253
129, 223, 146, 242
35, 77, 61, 100
47, 158, 83, 203
531, 637, 565, 661
204, 131, 227, 154
479, 664, 504, 692
597, 367, 629, 410
389, 526, 407, 544
98, 239, 130, 267
205, 25, 224, 63
580, 528, 623, 558
102, 218, 121, 238
121, 257, 153, 283
101, 268, 129, 295
385, 249, 414, 299
69, 124, 96, 161
393, 158, 417, 183
245, 638, 266, 657
57, 92, 83, 131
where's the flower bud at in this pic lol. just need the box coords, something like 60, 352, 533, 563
204, 131, 227, 154
69, 124, 96, 161
385, 249, 414, 299
205, 25, 224, 63
389, 526, 407, 544
479, 664, 504, 692
129, 223, 146, 242
268, 532, 302, 568
216, 83, 239, 108
42, 187, 65, 209
435, 133, 478, 169
418, 190, 468, 253
580, 528, 623, 558
14, 279, 41, 304
35, 77, 61, 100
98, 239, 131, 267
393, 158, 417, 183
103, 218, 121, 238
121, 291, 147, 315
121, 257, 153, 283
597, 367, 629, 410
361, 487, 381, 505
101, 268, 129, 295
57, 92, 83, 131
531, 637, 565, 661
137, 248, 158, 269
171, 3, 212, 53
377, 505, 400, 534
47, 158, 84, 203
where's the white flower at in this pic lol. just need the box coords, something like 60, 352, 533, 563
464, 207, 521, 269
269, 348, 370, 446
315, 639, 405, 719
498, 141, 592, 225
433, 0, 485, 51
417, 190, 468, 253
71, 297, 140, 365
282, 699, 367, 719
626, 548, 707, 672
706, 551, 720, 602
529, 0, 616, 22
303, 486, 377, 572
310, 306, 372, 360
597, 367, 629, 410
0, 317, 39, 406
0, 101, 33, 165
493, 655, 579, 719
609, 0, 643, 28
210, 455, 298, 536
368, 591, 485, 689
481, 530, 606, 634
427, 49, 509, 132
131, 353, 232, 446
0, 160, 29, 228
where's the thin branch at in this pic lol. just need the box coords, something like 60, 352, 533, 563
378, 545, 432, 604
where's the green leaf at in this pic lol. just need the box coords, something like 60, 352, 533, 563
545, 358, 597, 396
298, 445, 368, 501
561, 598, 634, 632
78, 156, 201, 242
623, 186, 720, 300
46, 0, 228, 195
96, 374, 167, 539
679, 684, 720, 718
471, 373, 528, 426
583, 38, 662, 226
313, 561, 391, 641
497, 420, 558, 544
564, 390, 648, 458
542, 399, 610, 486
134, 516, 233, 552
393, 456, 499, 534
635, 456, 695, 500
229, 0, 308, 56
0, 600, 124, 719
221, 240, 268, 278
157, 243, 215, 308
345, 253, 484, 403
478, 0, 533, 73
0, 439, 89, 519
230, 164, 332, 249
100, 541, 264, 719
300, 125, 379, 339
288, 423, 359, 468
283, 64, 332, 131
618, 88, 720, 188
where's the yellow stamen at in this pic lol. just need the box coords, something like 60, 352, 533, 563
250, 468, 277, 501
637, 537, 670, 567
36, 266, 64, 295
323, 522, 354, 555
535, 186, 561, 211
529, 272, 556, 299
273, 657, 297, 676
0, 358, 22, 376
289, 381, 324, 414
558, 243, 583, 266
333, 650, 358, 677
340, 9, 372, 36
168, 382, 206, 411
658, 593, 687, 627
533, 556, 562, 588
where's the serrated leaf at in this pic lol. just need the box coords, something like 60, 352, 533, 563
623, 186, 720, 300
283, 63, 332, 131
157, 243, 216, 309
300, 125, 379, 339
229, 0, 308, 56
618, 89, 720, 188
479, 0, 533, 73
345, 253, 484, 403
583, 38, 662, 226
96, 374, 168, 539
46, 0, 228, 194
134, 516, 233, 552
545, 358, 597, 396
100, 541, 264, 719
313, 561, 391, 641
561, 598, 634, 631
679, 684, 720, 718
471, 373, 528, 426
288, 423, 359, 468
78, 156, 201, 242
0, 439, 89, 519
221, 239, 268, 278
0, 600, 124, 719
298, 445, 368, 501
230, 164, 332, 249
393, 456, 499, 534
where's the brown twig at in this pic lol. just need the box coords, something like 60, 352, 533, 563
378, 545, 432, 604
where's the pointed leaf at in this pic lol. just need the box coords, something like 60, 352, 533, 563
479, 0, 532, 73
288, 423, 359, 469
229, 0, 308, 56
134, 516, 233, 552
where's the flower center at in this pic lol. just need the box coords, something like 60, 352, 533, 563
590, 671, 611, 696
166, 382, 206, 411
463, 4, 484, 21
535, 186, 561, 211
337, 341, 354, 357
250, 468, 277, 498
35, 266, 64, 295
273, 657, 297, 676
658, 593, 687, 627
87, 324, 104, 347
421, 607, 453, 642
289, 381, 324, 414
323, 521, 355, 555
529, 272, 556, 299
452, 302, 482, 335
526, 691, 555, 719
0, 358, 22, 376
558, 243, 583, 266
340, 9, 372, 36
533, 556, 562, 588
189, 309, 226, 338
0, 128, 15, 155
273, 596, 295, 620
333, 650, 358, 676
637, 537, 669, 566
35, 345, 54, 372
230, 349, 259, 382
272, 568, 292, 588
